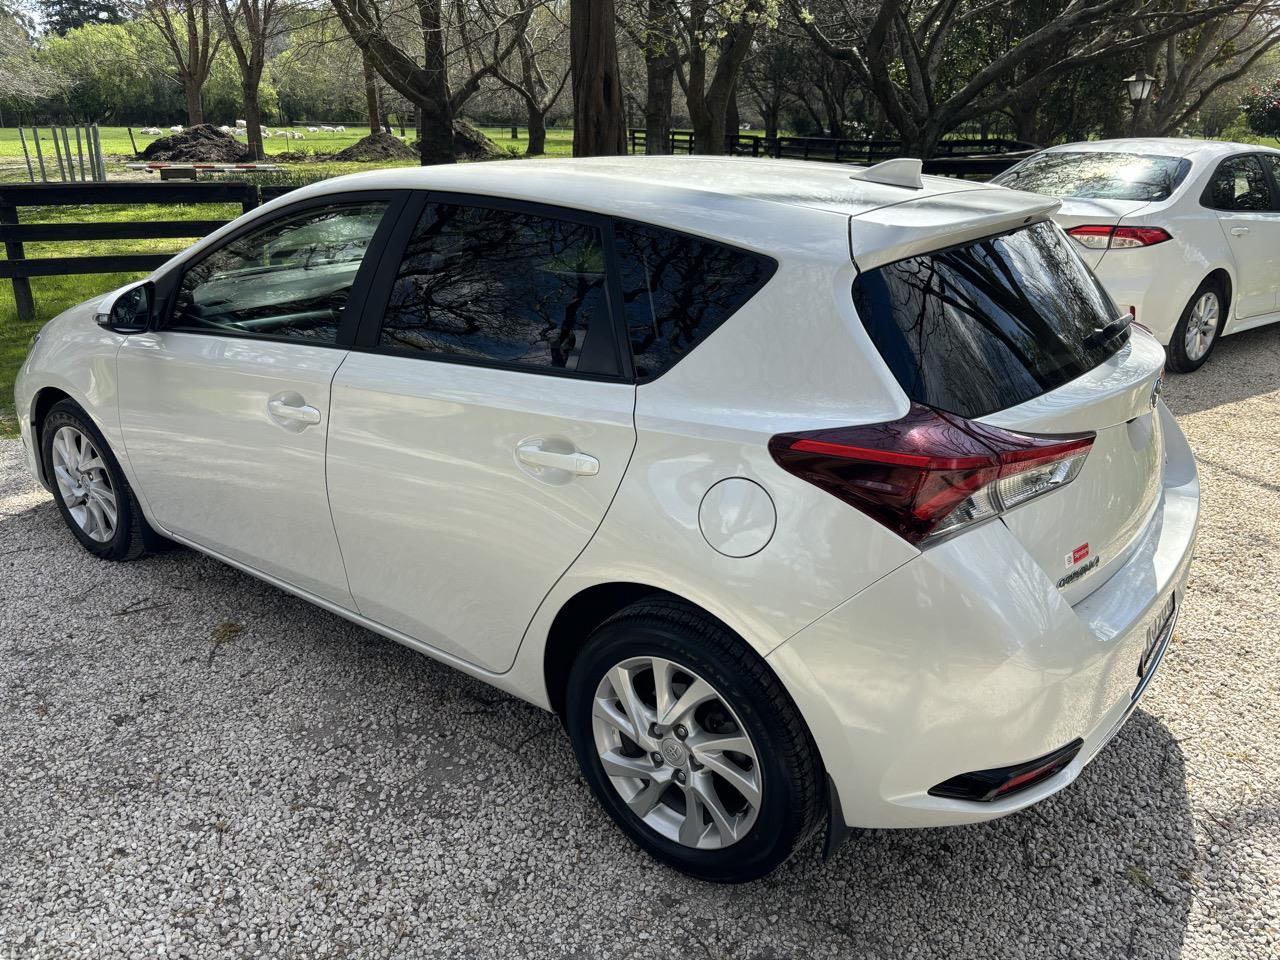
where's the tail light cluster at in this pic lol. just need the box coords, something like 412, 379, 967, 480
928, 739, 1083, 802
1067, 225, 1172, 250
769, 404, 1094, 546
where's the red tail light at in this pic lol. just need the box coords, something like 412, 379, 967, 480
769, 405, 1094, 545
1067, 225, 1172, 250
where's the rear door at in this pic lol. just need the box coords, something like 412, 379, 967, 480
325, 195, 636, 672
117, 195, 400, 605
1204, 153, 1280, 319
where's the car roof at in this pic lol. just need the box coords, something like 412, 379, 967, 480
1039, 138, 1280, 161
276, 155, 1055, 264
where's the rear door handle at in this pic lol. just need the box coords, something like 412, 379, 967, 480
268, 394, 322, 430
1231, 226, 1250, 237
516, 440, 599, 476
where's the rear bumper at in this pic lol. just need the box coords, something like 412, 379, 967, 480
1093, 252, 1197, 345
769, 402, 1198, 829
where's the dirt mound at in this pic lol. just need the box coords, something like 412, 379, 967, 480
451, 119, 506, 161
334, 131, 418, 162
140, 124, 251, 163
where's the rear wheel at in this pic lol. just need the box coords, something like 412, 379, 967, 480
1168, 280, 1226, 373
41, 400, 161, 561
565, 598, 824, 882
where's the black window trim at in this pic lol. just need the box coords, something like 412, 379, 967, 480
153, 189, 411, 350
611, 216, 779, 384
350, 190, 631, 383
1199, 152, 1279, 213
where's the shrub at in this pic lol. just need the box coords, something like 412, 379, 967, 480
1240, 79, 1280, 137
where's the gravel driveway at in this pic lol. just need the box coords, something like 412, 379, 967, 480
2, 326, 1278, 960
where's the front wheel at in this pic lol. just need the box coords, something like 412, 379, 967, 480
565, 598, 824, 882
1167, 280, 1226, 373
41, 399, 162, 561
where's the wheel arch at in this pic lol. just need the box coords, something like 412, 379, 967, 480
543, 582, 749, 721
28, 386, 75, 486
1205, 267, 1233, 317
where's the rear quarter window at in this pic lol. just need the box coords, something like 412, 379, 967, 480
853, 220, 1128, 418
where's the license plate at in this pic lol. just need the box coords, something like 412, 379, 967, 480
1137, 592, 1177, 680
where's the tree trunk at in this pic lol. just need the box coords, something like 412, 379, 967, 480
726, 90, 740, 141
762, 99, 779, 141
419, 0, 456, 165
242, 78, 264, 160
183, 76, 204, 126
363, 54, 381, 134
526, 106, 547, 156
570, 0, 625, 156
643, 0, 674, 155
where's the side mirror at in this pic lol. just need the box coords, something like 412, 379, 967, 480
95, 281, 154, 334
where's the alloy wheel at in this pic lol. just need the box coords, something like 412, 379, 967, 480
590, 656, 762, 849
50, 425, 118, 543
1184, 291, 1219, 363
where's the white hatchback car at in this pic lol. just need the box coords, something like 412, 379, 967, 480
992, 138, 1280, 372
15, 157, 1199, 882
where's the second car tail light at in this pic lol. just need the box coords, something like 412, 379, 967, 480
1067, 225, 1172, 249
769, 405, 1094, 546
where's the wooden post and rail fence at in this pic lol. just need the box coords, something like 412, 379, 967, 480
0, 137, 1033, 324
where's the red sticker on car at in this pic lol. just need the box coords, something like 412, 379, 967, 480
1065, 543, 1090, 568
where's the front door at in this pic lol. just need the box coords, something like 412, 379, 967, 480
117, 198, 396, 605
325, 198, 636, 672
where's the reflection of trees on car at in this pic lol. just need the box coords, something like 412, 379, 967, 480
381, 204, 607, 370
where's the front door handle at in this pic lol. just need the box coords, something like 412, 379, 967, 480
516, 440, 599, 477
1230, 226, 1250, 237
268, 394, 322, 430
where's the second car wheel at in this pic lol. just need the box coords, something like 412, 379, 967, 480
565, 598, 824, 882
1167, 279, 1226, 373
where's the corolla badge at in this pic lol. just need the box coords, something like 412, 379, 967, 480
1150, 375, 1164, 409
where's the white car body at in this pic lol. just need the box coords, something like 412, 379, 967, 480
14, 157, 1198, 864
994, 138, 1280, 347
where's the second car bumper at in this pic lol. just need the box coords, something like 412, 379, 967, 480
768, 402, 1199, 830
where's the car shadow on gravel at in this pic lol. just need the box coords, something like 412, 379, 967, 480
1164, 321, 1280, 416
766, 709, 1196, 959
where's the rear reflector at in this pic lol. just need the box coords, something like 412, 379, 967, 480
769, 405, 1094, 545
1068, 225, 1172, 250
928, 739, 1084, 802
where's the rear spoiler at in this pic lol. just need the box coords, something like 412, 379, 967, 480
848, 186, 1061, 270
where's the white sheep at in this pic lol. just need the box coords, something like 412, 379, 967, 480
218, 125, 232, 133
261, 129, 273, 138
169, 125, 183, 133
140, 126, 162, 135
321, 125, 335, 132
335, 125, 346, 132
307, 126, 318, 133
235, 119, 246, 128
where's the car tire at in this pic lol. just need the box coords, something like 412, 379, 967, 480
40, 399, 162, 561
1167, 279, 1227, 373
565, 597, 824, 882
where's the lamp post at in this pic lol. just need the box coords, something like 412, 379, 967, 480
1124, 70, 1156, 136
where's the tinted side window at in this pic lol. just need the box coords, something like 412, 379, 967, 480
172, 202, 388, 342
1206, 156, 1272, 211
614, 221, 774, 381
378, 203, 608, 372
1261, 155, 1280, 209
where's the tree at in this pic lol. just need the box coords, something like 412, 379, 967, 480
492, 0, 570, 154
570, 0, 626, 154
36, 0, 124, 35
790, 0, 1274, 156
215, 0, 293, 159
674, 0, 776, 154
330, 0, 533, 164
0, 3, 65, 104
138, 0, 222, 125
1241, 74, 1280, 134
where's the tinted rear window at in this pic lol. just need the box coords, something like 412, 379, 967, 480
853, 221, 1127, 418
993, 151, 1191, 201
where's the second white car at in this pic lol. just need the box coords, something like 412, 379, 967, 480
993, 138, 1280, 371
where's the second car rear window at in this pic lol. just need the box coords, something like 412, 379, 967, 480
852, 221, 1128, 419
